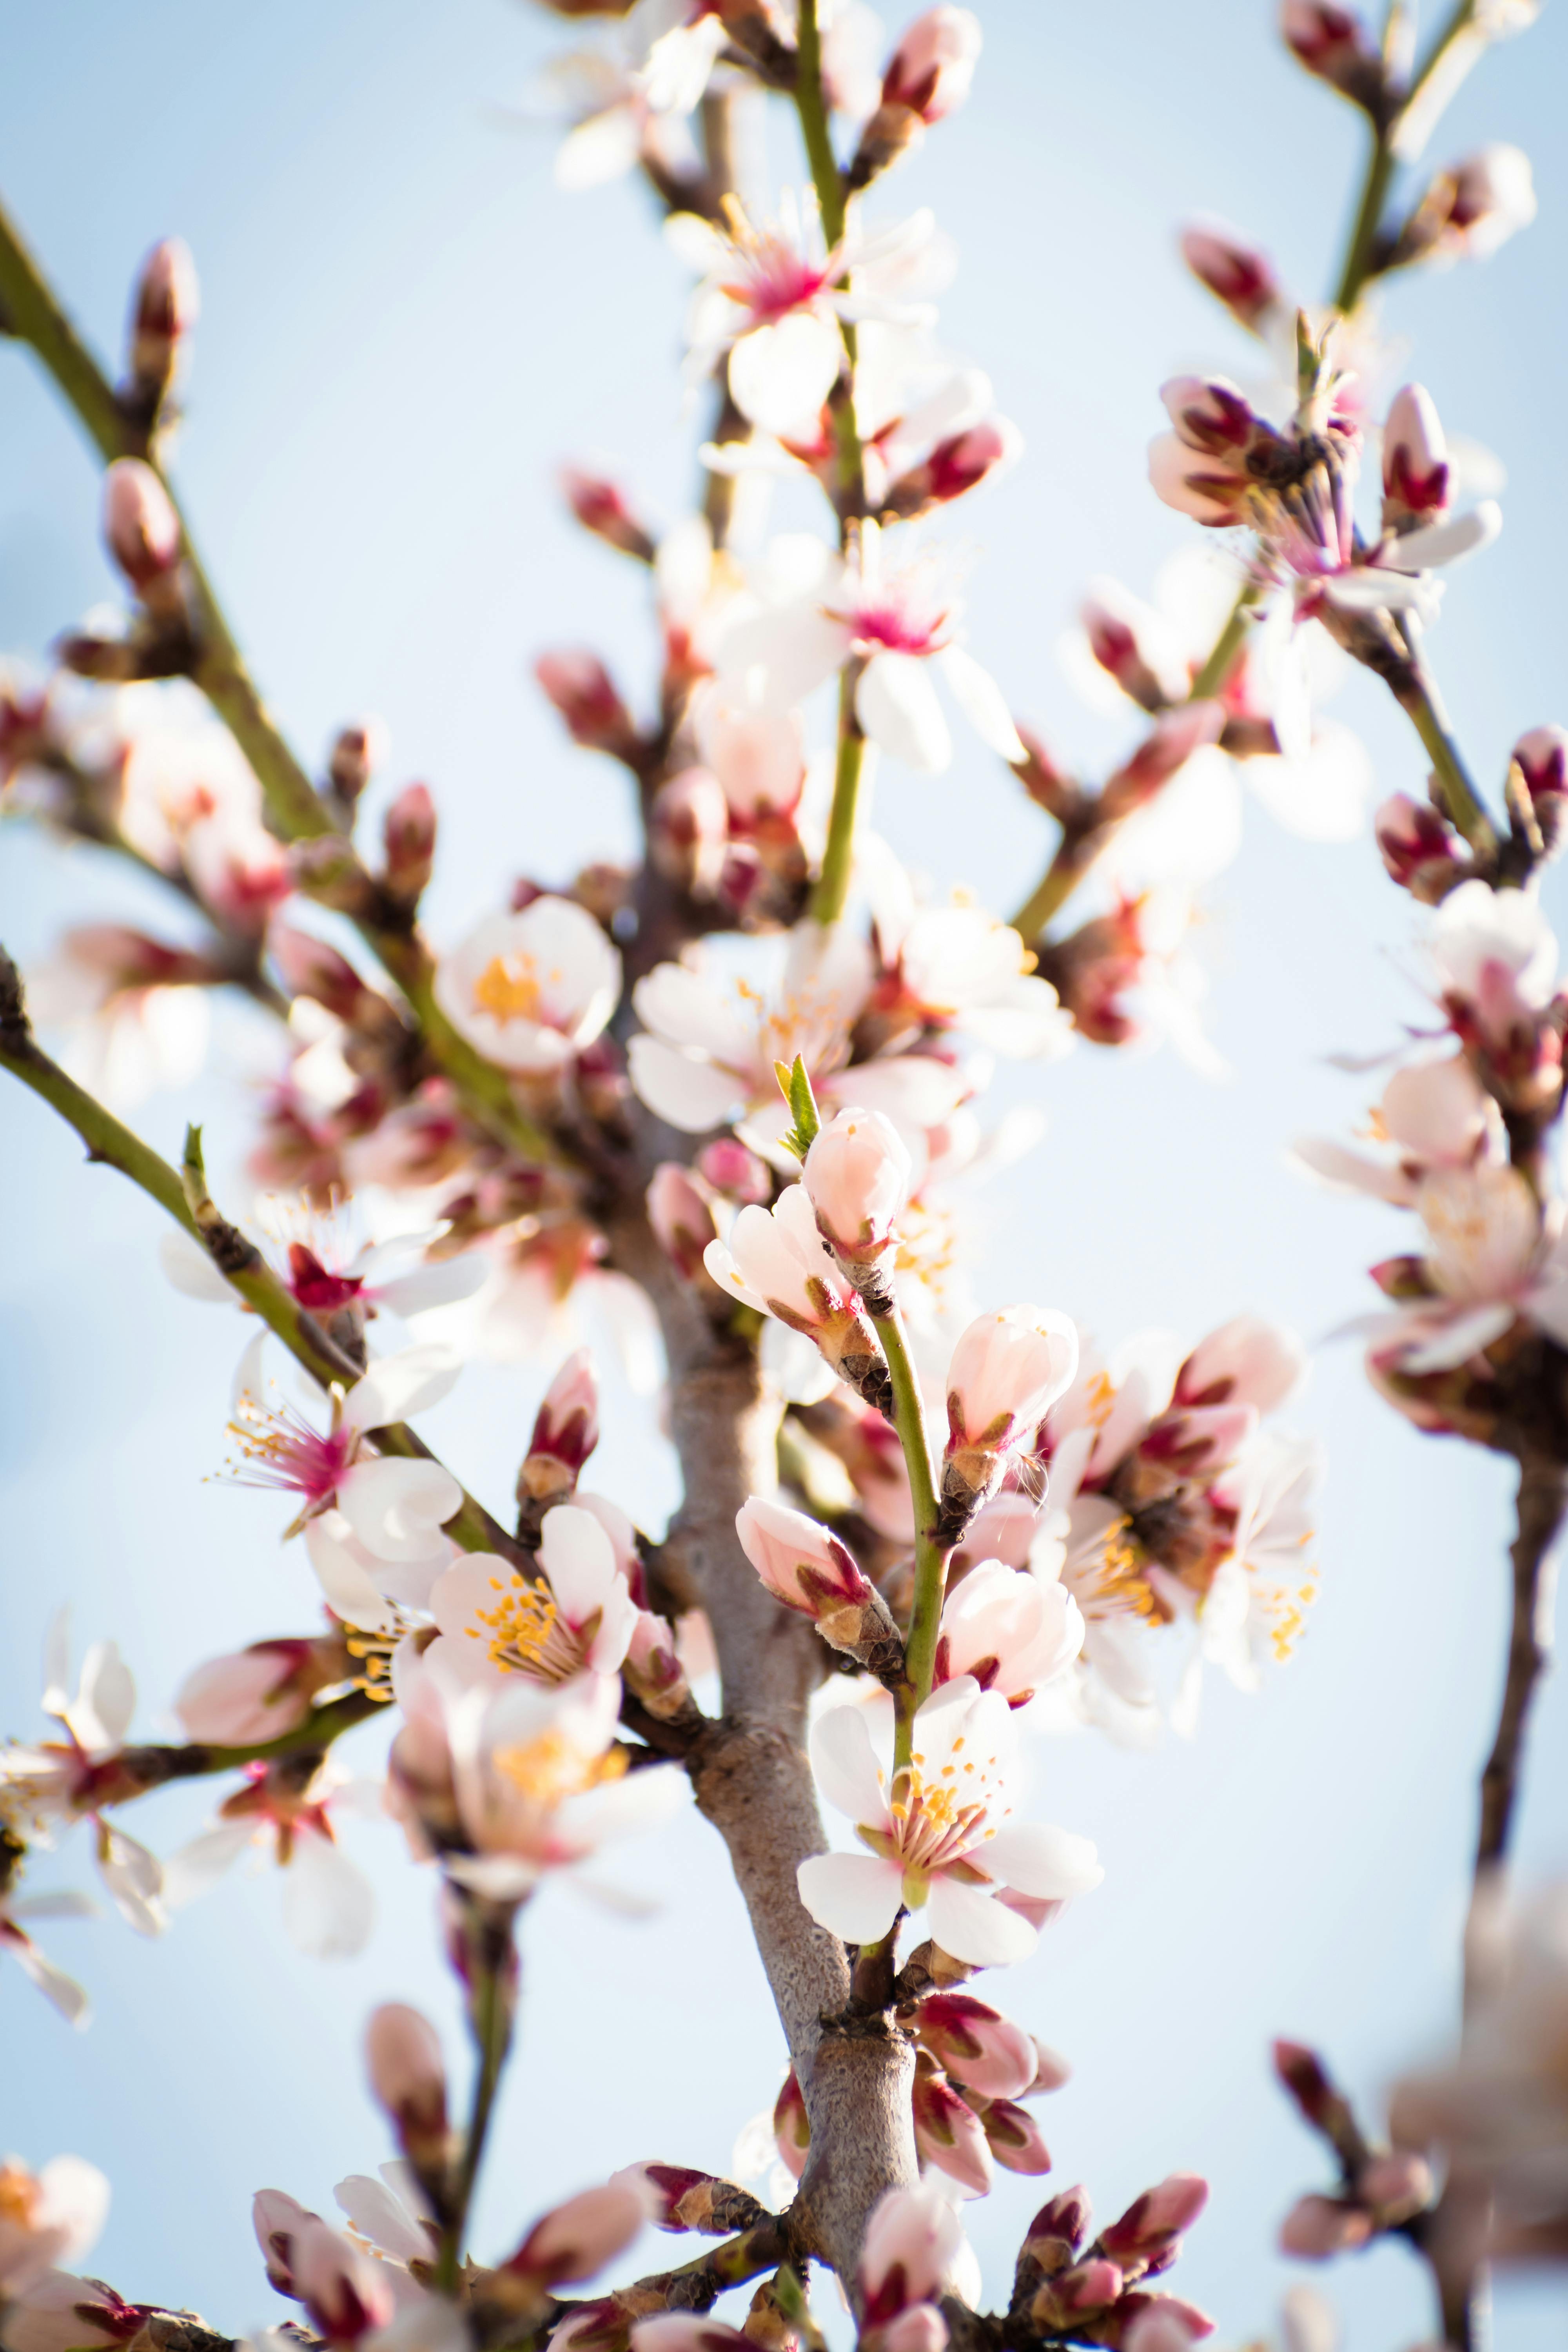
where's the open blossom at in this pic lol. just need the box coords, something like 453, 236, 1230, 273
629, 921, 968, 1160
716, 523, 1024, 774
174, 1635, 349, 1746
160, 1205, 485, 1328
162, 1760, 376, 1960
24, 926, 211, 1110
392, 1659, 682, 1903
0, 2156, 109, 2297
1294, 1051, 1502, 1205
427, 1505, 640, 1688
669, 196, 942, 442
866, 884, 1074, 1059
1428, 877, 1560, 1061
434, 896, 621, 1073
1359, 1161, 1568, 1374
933, 1561, 1084, 1706
230, 1339, 463, 1592
797, 1678, 1102, 1965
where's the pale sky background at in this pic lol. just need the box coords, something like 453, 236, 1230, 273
3, 2, 1568, 2347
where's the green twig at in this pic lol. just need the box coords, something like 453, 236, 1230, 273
437, 1918, 517, 2294
809, 672, 866, 926
870, 1300, 946, 1769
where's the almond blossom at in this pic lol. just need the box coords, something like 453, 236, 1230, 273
796, 1678, 1103, 1966
162, 1760, 377, 1960
702, 1181, 891, 1402
715, 522, 1024, 774
434, 896, 621, 1074
0, 2156, 109, 2298
425, 1505, 640, 1689
933, 1561, 1084, 1707
24, 927, 211, 1110
1293, 1051, 1503, 1205
669, 196, 944, 443
1357, 1160, 1568, 1374
0, 1890, 94, 2029
229, 1340, 463, 1600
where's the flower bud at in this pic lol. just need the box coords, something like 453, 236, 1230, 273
909, 1991, 1038, 2100
609, 2163, 767, 2237
648, 1163, 721, 1282
1179, 225, 1281, 331
860, 2184, 964, 2324
0, 2272, 143, 2352
650, 768, 730, 896
562, 466, 656, 564
623, 1609, 695, 1722
1097, 702, 1227, 824
253, 2187, 320, 2296
1020, 2186, 1093, 2277
508, 2183, 650, 2287
773, 2070, 810, 2180
519, 1348, 600, 1519
940, 1307, 1079, 1539
1174, 1316, 1305, 1412
884, 419, 1020, 518
1080, 581, 1191, 713
884, 7, 982, 119
1280, 1, 1387, 110
269, 928, 382, 1029
978, 2096, 1051, 2176
1101, 2176, 1210, 2268
365, 2002, 449, 2167
124, 238, 199, 411
1356, 2151, 1432, 2221
536, 650, 644, 762
802, 1107, 912, 1289
1512, 726, 1568, 858
1278, 2194, 1373, 2258
912, 2059, 993, 2195
697, 1136, 771, 1201
1398, 143, 1537, 266
878, 2311, 949, 2352
1374, 793, 1470, 901
328, 717, 389, 808
1114, 2296, 1215, 2348
1011, 726, 1083, 824
1030, 2259, 1124, 2332
291, 2219, 396, 2343
381, 783, 436, 910
735, 1495, 903, 1675
1382, 385, 1452, 524
102, 460, 181, 599
1123, 2307, 1209, 2352
175, 1637, 346, 1746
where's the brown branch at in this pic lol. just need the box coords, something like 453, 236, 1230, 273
1474, 1455, 1564, 1880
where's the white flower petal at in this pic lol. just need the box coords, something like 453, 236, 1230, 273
809, 1700, 891, 1826
282, 1829, 375, 1959
925, 1877, 1037, 1966
936, 646, 1025, 761
339, 1457, 463, 1563
985, 1820, 1103, 1898
856, 652, 952, 773
796, 1851, 904, 1943
347, 1343, 462, 1430
628, 1034, 745, 1132
161, 1821, 256, 1909
729, 313, 844, 441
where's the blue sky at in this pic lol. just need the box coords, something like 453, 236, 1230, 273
2, 2, 1568, 2346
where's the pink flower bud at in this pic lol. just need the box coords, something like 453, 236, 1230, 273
1382, 385, 1452, 523
1111, 2296, 1214, 2348
535, 650, 642, 760
382, 783, 436, 908
623, 1609, 692, 1720
529, 1347, 601, 1480
1080, 581, 1190, 712
1025, 2186, 1092, 2259
1179, 225, 1281, 330
610, 2164, 764, 2237
648, 1163, 720, 1282
774, 2069, 810, 2180
365, 2002, 448, 2158
691, 695, 806, 831
253, 2188, 318, 2292
1278, 2194, 1373, 2258
1374, 793, 1469, 900
509, 2184, 650, 2287
946, 1308, 1079, 1454
174, 1640, 324, 1746
978, 2096, 1052, 2175
1174, 1317, 1305, 1412
562, 466, 655, 564
103, 460, 181, 593
1161, 376, 1258, 455
1040, 2259, 1123, 2319
1513, 726, 1568, 855
291, 2220, 396, 2343
912, 2064, 994, 2195
696, 1136, 771, 1201
1098, 702, 1227, 821
327, 717, 389, 806
0, 2274, 144, 2352
1356, 2151, 1432, 2221
126, 237, 199, 403
1028, 2040, 1072, 2093
859, 2183, 964, 2325
803, 1106, 913, 1275
878, 2310, 949, 2352
735, 1495, 874, 1619
882, 7, 982, 121
1410, 144, 1537, 265
1123, 2309, 1207, 2352
1272, 2040, 1336, 2123
631, 2322, 747, 2352
1280, 1, 1386, 105
911, 1992, 1038, 2100
887, 419, 1021, 517
650, 768, 730, 894
1101, 2176, 1210, 2264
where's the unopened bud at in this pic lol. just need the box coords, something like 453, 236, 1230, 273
648, 1162, 720, 1282
623, 1610, 695, 1722
1011, 725, 1083, 824
697, 1136, 771, 1201
508, 2184, 650, 2290
381, 783, 436, 911
1031, 2259, 1123, 2332
1375, 792, 1470, 900
1356, 2151, 1432, 2223
735, 1495, 904, 1678
1102, 2176, 1210, 2267
518, 1347, 600, 1517
1278, 2195, 1373, 2258
365, 2003, 449, 2167
254, 2187, 318, 2296
1179, 225, 1281, 331
1080, 579, 1192, 712
773, 2070, 810, 2180
877, 2311, 948, 2352
1114, 2297, 1214, 2351
328, 717, 389, 808
292, 2220, 396, 2343
1396, 143, 1538, 267
910, 1991, 1038, 2100
536, 650, 644, 762
1098, 702, 1226, 823
1382, 385, 1452, 524
270, 928, 374, 1025
175, 1636, 348, 1746
650, 768, 730, 896
1025, 2187, 1093, 2264
978, 2097, 1051, 2175
1512, 726, 1568, 858
885, 419, 1019, 517
911, 2061, 993, 2196
940, 1307, 1079, 1540
103, 461, 182, 602
884, 7, 982, 119
562, 467, 656, 564
610, 2163, 767, 2237
802, 1106, 913, 1293
125, 238, 199, 412
1280, 1, 1388, 110
1174, 1316, 1305, 1412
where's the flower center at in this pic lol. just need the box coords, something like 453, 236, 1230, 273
472, 953, 547, 1024
494, 1728, 628, 1804
470, 1572, 590, 1683
0, 2163, 41, 2226
227, 1397, 356, 1505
